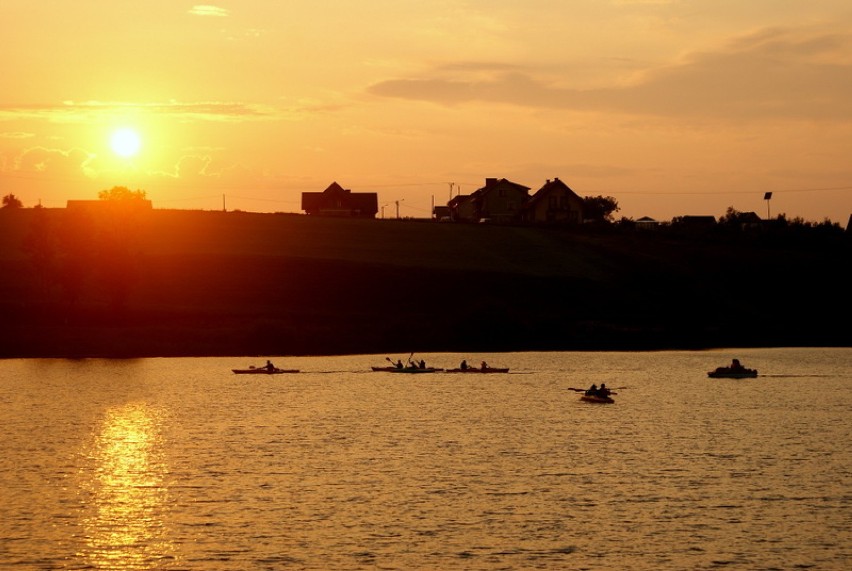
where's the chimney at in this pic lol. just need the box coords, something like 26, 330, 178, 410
485, 177, 497, 188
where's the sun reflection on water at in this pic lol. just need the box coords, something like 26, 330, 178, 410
79, 402, 173, 569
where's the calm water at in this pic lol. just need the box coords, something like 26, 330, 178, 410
1, 348, 850, 570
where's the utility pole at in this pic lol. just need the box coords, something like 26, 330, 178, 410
223, 194, 226, 212
395, 199, 404, 219
763, 192, 772, 219
448, 182, 455, 201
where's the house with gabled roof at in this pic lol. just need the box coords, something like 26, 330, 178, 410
450, 178, 530, 223
301, 182, 378, 218
447, 193, 476, 221
524, 177, 583, 224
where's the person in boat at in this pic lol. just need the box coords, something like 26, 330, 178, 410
460, 359, 468, 370
265, 360, 275, 371
598, 383, 610, 397
419, 359, 426, 369
729, 358, 744, 371
481, 361, 489, 371
585, 383, 598, 396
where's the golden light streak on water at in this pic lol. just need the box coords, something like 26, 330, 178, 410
78, 402, 174, 569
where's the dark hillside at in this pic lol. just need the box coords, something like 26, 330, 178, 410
1, 208, 848, 357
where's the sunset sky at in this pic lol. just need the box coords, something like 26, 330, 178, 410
2, 1, 851, 223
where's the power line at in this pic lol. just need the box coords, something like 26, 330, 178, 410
613, 185, 852, 196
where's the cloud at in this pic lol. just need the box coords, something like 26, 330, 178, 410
12, 146, 97, 178
369, 26, 852, 122
0, 100, 277, 124
0, 132, 35, 139
188, 5, 230, 17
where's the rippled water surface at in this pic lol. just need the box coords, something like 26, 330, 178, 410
1, 348, 850, 570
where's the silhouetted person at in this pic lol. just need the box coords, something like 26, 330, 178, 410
266, 360, 275, 371
586, 383, 598, 396
460, 359, 468, 370
395, 359, 403, 369
419, 359, 426, 369
730, 358, 743, 370
599, 383, 610, 396
481, 361, 489, 370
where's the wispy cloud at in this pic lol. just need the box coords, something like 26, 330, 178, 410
369, 25, 852, 122
188, 5, 230, 17
0, 100, 277, 123
0, 132, 35, 139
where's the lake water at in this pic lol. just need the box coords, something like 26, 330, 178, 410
1, 348, 850, 570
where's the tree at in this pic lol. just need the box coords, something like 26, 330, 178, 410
582, 195, 620, 222
2, 193, 23, 208
98, 186, 147, 201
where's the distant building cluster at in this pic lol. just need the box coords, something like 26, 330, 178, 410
301, 177, 585, 224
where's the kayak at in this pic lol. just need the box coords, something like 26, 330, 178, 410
391, 367, 442, 373
445, 367, 509, 373
371, 366, 442, 373
580, 394, 614, 404
232, 367, 300, 374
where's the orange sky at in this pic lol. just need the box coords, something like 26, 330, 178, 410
2, 1, 851, 223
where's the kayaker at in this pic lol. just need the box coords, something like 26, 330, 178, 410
481, 361, 489, 370
395, 359, 404, 369
730, 358, 744, 370
585, 383, 598, 396
599, 383, 610, 396
419, 359, 426, 369
265, 360, 275, 371
460, 359, 468, 370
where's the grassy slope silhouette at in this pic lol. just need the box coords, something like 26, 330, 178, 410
1, 208, 848, 357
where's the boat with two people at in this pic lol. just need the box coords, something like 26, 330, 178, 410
707, 358, 758, 379
568, 383, 616, 404
232, 360, 300, 375
445, 359, 509, 373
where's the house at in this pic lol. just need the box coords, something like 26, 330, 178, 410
635, 216, 660, 230
449, 178, 530, 223
447, 194, 477, 221
524, 178, 583, 224
301, 182, 378, 218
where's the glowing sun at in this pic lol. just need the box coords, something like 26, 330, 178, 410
110, 128, 141, 157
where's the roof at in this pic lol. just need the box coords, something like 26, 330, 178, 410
470, 177, 530, 198
527, 178, 582, 206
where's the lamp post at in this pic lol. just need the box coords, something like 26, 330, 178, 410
763, 192, 773, 219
